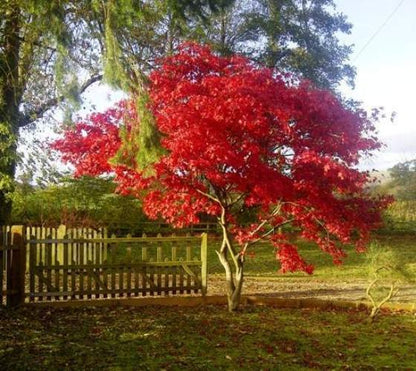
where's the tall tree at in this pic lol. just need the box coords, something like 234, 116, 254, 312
197, 0, 355, 90
54, 44, 388, 311
0, 0, 229, 224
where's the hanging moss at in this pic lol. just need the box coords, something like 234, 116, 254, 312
103, 0, 127, 90
102, 0, 165, 172
133, 93, 166, 170
111, 93, 165, 173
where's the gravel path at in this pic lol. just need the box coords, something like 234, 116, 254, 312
207, 275, 416, 303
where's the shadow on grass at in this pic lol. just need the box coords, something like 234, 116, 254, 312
0, 304, 415, 370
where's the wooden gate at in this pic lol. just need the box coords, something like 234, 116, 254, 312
27, 234, 208, 302
1, 225, 208, 306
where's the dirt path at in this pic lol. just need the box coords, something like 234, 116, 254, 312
207, 276, 416, 303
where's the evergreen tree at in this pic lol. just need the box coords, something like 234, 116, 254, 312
197, 0, 355, 90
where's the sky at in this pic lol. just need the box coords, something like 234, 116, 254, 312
335, 0, 416, 171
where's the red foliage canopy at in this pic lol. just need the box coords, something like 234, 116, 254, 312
53, 43, 388, 274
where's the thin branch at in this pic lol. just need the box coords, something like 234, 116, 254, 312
195, 188, 221, 204
366, 278, 378, 308
258, 219, 294, 240
367, 277, 399, 318
229, 192, 247, 207
239, 204, 286, 255
284, 200, 333, 245
18, 74, 103, 127
17, 35, 57, 53
242, 218, 295, 255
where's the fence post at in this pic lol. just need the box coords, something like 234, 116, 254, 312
57, 224, 66, 264
201, 233, 208, 296
7, 226, 26, 307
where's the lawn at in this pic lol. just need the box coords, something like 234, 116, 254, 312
0, 304, 415, 370
1, 234, 415, 369
207, 234, 416, 281
206, 234, 416, 303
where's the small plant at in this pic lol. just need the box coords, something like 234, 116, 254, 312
366, 242, 412, 320
366, 266, 399, 320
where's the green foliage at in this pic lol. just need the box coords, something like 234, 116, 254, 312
365, 242, 415, 319
196, 0, 355, 90
133, 94, 166, 170
390, 159, 416, 201
112, 94, 166, 172
371, 160, 416, 202
11, 176, 147, 227
0, 0, 231, 222
370, 160, 416, 231
102, 0, 131, 91
385, 201, 416, 223
0, 122, 16, 193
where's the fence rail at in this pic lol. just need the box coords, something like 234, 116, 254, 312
1, 225, 208, 306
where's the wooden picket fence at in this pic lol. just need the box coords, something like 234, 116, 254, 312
1, 225, 208, 306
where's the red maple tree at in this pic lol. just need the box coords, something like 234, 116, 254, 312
53, 43, 388, 310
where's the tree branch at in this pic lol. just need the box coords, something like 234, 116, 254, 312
18, 74, 103, 128
241, 218, 295, 256
195, 187, 221, 204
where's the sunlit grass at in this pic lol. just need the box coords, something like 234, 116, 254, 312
207, 234, 416, 283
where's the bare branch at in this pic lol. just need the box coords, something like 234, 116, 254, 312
195, 187, 221, 204
242, 218, 295, 255
367, 277, 399, 319
18, 74, 103, 128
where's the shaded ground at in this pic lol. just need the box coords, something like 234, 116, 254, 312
208, 275, 416, 303
1, 304, 415, 370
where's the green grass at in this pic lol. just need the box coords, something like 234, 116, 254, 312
0, 304, 415, 370
1, 234, 414, 369
207, 234, 416, 282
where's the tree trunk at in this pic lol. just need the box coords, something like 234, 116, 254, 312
0, 6, 21, 225
217, 215, 245, 312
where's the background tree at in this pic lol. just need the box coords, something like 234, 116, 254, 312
388, 159, 416, 201
196, 0, 355, 90
370, 159, 416, 201
0, 0, 230, 224
369, 160, 416, 231
11, 176, 147, 229
54, 44, 387, 311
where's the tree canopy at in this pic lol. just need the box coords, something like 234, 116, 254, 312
0, 0, 229, 223
54, 43, 388, 311
372, 159, 416, 201
389, 159, 416, 201
196, 0, 355, 90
